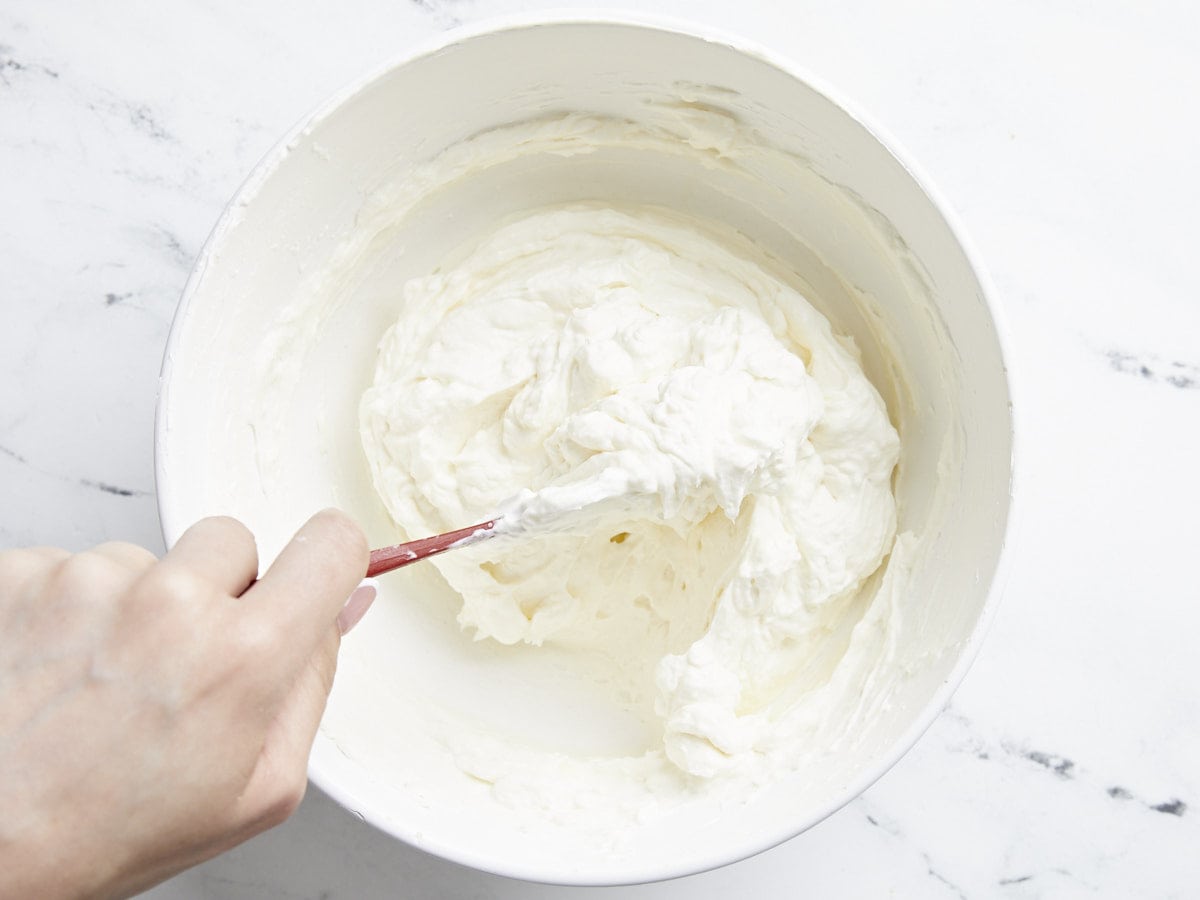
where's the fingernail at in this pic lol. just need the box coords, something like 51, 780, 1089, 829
338, 583, 377, 635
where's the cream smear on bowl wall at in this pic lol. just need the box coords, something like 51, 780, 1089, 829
157, 17, 1013, 884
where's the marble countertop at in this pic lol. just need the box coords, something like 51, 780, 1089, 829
2, 1, 1197, 897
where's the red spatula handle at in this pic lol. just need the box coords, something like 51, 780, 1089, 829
366, 518, 499, 578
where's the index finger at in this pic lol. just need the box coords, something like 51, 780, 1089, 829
243, 509, 368, 673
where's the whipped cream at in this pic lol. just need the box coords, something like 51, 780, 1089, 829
360, 202, 901, 781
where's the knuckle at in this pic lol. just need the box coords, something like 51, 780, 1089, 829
229, 618, 280, 669
207, 515, 258, 555
0, 547, 42, 581
52, 550, 126, 593
93, 540, 158, 571
0, 549, 70, 614
260, 776, 307, 828
0, 548, 59, 594
132, 561, 214, 605
203, 618, 279, 705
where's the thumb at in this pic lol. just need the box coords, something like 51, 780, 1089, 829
235, 581, 376, 829
272, 580, 378, 767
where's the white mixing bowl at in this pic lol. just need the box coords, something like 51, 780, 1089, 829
157, 13, 1016, 885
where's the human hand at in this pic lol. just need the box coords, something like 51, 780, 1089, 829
0, 510, 372, 900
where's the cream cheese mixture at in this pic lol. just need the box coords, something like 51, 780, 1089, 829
360, 201, 903, 783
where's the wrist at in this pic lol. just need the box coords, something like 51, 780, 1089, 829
0, 820, 123, 900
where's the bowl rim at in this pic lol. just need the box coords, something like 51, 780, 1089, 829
155, 7, 1022, 887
